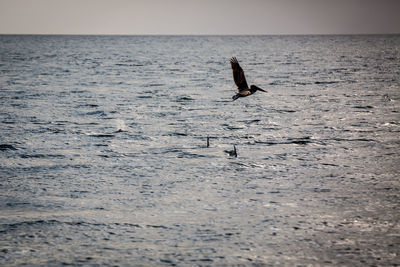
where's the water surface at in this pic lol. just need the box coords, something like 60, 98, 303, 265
1, 35, 399, 266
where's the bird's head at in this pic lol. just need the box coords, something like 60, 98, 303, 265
250, 85, 267, 92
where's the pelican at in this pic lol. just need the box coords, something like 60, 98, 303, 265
230, 57, 267, 101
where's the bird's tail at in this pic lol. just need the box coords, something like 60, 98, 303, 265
232, 94, 240, 101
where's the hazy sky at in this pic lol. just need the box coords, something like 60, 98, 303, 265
0, 0, 399, 35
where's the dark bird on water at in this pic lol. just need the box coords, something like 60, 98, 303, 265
225, 145, 237, 157
230, 57, 267, 101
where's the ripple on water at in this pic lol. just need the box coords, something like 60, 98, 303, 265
0, 144, 17, 151
1, 34, 399, 266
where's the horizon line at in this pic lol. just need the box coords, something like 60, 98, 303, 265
1, 33, 399, 36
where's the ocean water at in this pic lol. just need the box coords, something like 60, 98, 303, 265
0, 35, 399, 266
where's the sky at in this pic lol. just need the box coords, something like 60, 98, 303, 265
0, 0, 399, 35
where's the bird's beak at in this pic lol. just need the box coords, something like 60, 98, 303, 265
258, 88, 267, 92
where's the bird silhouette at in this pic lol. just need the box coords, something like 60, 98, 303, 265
230, 57, 267, 101
224, 145, 237, 157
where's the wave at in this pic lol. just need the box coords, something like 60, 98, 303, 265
87, 133, 115, 138
255, 137, 314, 146
0, 219, 143, 231
176, 96, 194, 102
85, 110, 108, 116
0, 144, 17, 151
314, 81, 340, 84
353, 105, 374, 109
20, 154, 66, 159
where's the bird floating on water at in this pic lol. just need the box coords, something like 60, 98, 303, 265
225, 145, 237, 157
230, 57, 267, 101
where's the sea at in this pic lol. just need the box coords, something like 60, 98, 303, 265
0, 35, 399, 266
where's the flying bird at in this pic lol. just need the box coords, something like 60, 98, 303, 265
230, 57, 267, 101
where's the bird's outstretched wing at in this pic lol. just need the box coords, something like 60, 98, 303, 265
230, 57, 249, 91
